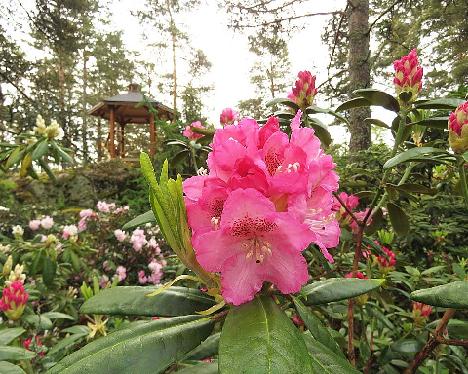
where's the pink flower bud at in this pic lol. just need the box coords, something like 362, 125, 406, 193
183, 121, 205, 140
0, 280, 29, 320
345, 271, 368, 279
412, 302, 432, 318
29, 220, 41, 231
448, 101, 468, 154
376, 245, 397, 271
393, 49, 423, 102
220, 108, 239, 126
288, 71, 318, 108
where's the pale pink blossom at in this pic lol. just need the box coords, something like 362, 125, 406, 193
113, 206, 129, 215
62, 225, 78, 240
97, 201, 115, 213
79, 209, 95, 219
40, 216, 54, 230
115, 266, 127, 282
138, 270, 147, 284
28, 220, 41, 231
130, 229, 147, 252
99, 275, 109, 288
78, 218, 87, 232
220, 107, 239, 126
114, 229, 127, 242
147, 237, 161, 254
183, 121, 205, 140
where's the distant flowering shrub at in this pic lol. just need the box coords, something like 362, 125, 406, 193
183, 121, 205, 140
220, 107, 239, 126
183, 111, 340, 305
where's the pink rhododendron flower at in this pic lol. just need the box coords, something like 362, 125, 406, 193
97, 201, 115, 213
114, 229, 127, 242
220, 107, 239, 126
183, 121, 205, 140
29, 219, 41, 231
0, 280, 28, 320
345, 271, 368, 279
393, 49, 423, 101
376, 245, 397, 271
448, 100, 468, 154
412, 302, 432, 318
130, 229, 147, 251
147, 237, 161, 254
23, 336, 45, 357
288, 71, 318, 108
115, 266, 127, 282
184, 111, 340, 305
113, 205, 129, 214
99, 275, 109, 288
79, 209, 95, 219
138, 270, 148, 284
62, 225, 78, 240
40, 216, 54, 230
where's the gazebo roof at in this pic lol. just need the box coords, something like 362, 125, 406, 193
88, 84, 175, 124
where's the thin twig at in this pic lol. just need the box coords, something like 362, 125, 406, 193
235, 11, 341, 28
332, 191, 360, 224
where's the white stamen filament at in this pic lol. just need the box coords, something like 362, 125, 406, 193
242, 237, 272, 263
211, 217, 220, 230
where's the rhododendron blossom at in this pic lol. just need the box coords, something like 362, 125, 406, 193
183, 121, 205, 140
393, 49, 423, 101
288, 71, 318, 108
12, 225, 23, 237
62, 225, 78, 240
376, 245, 397, 272
23, 336, 45, 357
97, 201, 116, 213
183, 111, 340, 305
412, 302, 432, 318
345, 271, 368, 279
220, 107, 239, 126
29, 219, 41, 231
114, 229, 127, 242
40, 216, 54, 230
0, 280, 29, 320
115, 266, 127, 282
448, 100, 468, 154
130, 229, 147, 251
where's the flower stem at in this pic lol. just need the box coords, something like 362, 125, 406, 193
457, 157, 468, 209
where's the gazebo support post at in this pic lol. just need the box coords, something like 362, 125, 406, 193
119, 124, 125, 158
149, 113, 156, 156
108, 106, 116, 158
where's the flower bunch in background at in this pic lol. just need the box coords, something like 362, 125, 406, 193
333, 192, 371, 233
183, 121, 205, 141
183, 111, 340, 305
34, 114, 64, 140
220, 107, 239, 126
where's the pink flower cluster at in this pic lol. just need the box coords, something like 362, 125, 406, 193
138, 259, 164, 285
0, 280, 29, 320
115, 266, 127, 282
183, 111, 340, 305
412, 302, 432, 318
376, 245, 397, 271
288, 71, 318, 109
345, 271, 368, 279
448, 100, 468, 154
393, 49, 423, 100
23, 336, 45, 357
220, 108, 239, 126
183, 121, 205, 141
333, 192, 370, 233
78, 209, 97, 231
29, 216, 54, 231
62, 225, 78, 240
130, 229, 147, 251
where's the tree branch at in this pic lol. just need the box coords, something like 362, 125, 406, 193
233, 11, 342, 28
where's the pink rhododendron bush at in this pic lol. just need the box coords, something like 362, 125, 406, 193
0, 49, 467, 374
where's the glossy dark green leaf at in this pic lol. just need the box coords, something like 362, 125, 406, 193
383, 147, 446, 169
5, 146, 24, 168
353, 89, 400, 112
80, 286, 215, 317
31, 140, 49, 161
266, 97, 299, 111
219, 296, 314, 374
387, 202, 409, 236
0, 361, 26, 374
122, 210, 156, 230
302, 278, 384, 305
186, 332, 220, 360
24, 315, 53, 330
42, 256, 57, 287
302, 332, 360, 373
175, 363, 218, 374
42, 312, 75, 320
0, 328, 25, 345
409, 116, 449, 130
387, 183, 436, 195
50, 141, 73, 163
0, 346, 35, 361
365, 118, 390, 129
292, 297, 344, 358
414, 98, 464, 110
335, 97, 371, 112
48, 315, 214, 374
307, 117, 332, 147
410, 281, 468, 309
392, 339, 424, 355
305, 105, 348, 124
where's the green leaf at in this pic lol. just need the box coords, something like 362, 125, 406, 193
0, 328, 25, 345
175, 363, 218, 374
266, 97, 299, 111
50, 141, 73, 163
354, 88, 400, 112
186, 332, 220, 360
31, 140, 49, 161
47, 331, 88, 358
5, 146, 24, 168
42, 312, 75, 320
307, 117, 332, 147
305, 105, 349, 124
387, 202, 409, 236
0, 361, 26, 374
219, 296, 314, 374
80, 286, 215, 317
409, 116, 449, 130
414, 97, 464, 110
122, 210, 156, 230
386, 183, 436, 195
335, 97, 371, 112
383, 147, 446, 169
391, 339, 424, 355
410, 281, 468, 309
292, 297, 344, 358
42, 256, 57, 287
302, 278, 384, 305
23, 315, 53, 330
365, 118, 391, 129
0, 346, 35, 361
302, 332, 360, 373
48, 315, 214, 374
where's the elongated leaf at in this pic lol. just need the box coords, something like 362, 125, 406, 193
365, 118, 390, 129
335, 97, 371, 112
47, 331, 88, 357
50, 141, 73, 163
266, 97, 299, 111
302, 332, 360, 374
409, 116, 449, 130
410, 281, 468, 309
383, 147, 446, 169
0, 361, 26, 374
0, 328, 25, 345
292, 298, 344, 358
42, 312, 75, 320
354, 88, 400, 112
42, 257, 57, 287
31, 140, 49, 161
305, 105, 348, 124
122, 210, 156, 230
80, 286, 215, 317
302, 278, 384, 305
176, 363, 218, 374
414, 98, 464, 110
308, 117, 332, 147
48, 316, 214, 374
24, 315, 53, 330
387, 202, 409, 236
5, 146, 23, 168
20, 153, 32, 177
0, 346, 35, 361
219, 296, 314, 374
186, 332, 220, 360
387, 183, 436, 195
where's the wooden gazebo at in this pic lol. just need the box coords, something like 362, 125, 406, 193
89, 83, 175, 158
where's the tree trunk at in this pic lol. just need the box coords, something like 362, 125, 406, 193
97, 118, 102, 162
347, 0, 371, 152
82, 51, 89, 164
166, 1, 177, 118
57, 56, 68, 147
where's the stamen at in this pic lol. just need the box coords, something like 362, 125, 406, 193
243, 237, 272, 264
